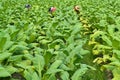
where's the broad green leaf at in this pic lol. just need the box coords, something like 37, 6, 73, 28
80, 49, 90, 55
46, 60, 63, 74
24, 70, 32, 80
102, 65, 114, 70
37, 36, 46, 41
46, 69, 63, 74
48, 60, 62, 69
10, 29, 19, 40
5, 66, 17, 74
59, 64, 71, 71
86, 65, 96, 70
60, 71, 69, 80
90, 31, 104, 39
32, 72, 41, 80
0, 52, 12, 62
0, 37, 7, 51
40, 39, 51, 44
112, 68, 120, 80
32, 54, 45, 78
9, 44, 28, 53
28, 32, 37, 43
99, 20, 107, 27
44, 51, 52, 65
102, 35, 112, 46
110, 61, 120, 67
53, 31, 63, 37
16, 60, 31, 69
112, 40, 120, 49
8, 55, 23, 62
48, 74, 56, 80
67, 35, 74, 44
71, 23, 82, 35
3, 41, 14, 51
71, 64, 88, 80
24, 53, 34, 60
0, 66, 11, 77
93, 44, 112, 50
107, 25, 114, 36
113, 50, 120, 59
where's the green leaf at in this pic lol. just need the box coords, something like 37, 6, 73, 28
93, 44, 112, 50
80, 49, 90, 55
90, 31, 104, 39
9, 45, 28, 54
28, 32, 37, 43
46, 69, 63, 74
24, 53, 34, 60
0, 37, 7, 51
46, 60, 63, 74
110, 61, 120, 67
67, 35, 74, 44
71, 64, 88, 80
0, 52, 12, 62
60, 64, 71, 71
3, 41, 14, 51
102, 35, 112, 46
16, 60, 31, 69
48, 74, 56, 80
8, 55, 23, 62
24, 70, 32, 80
32, 54, 45, 78
60, 71, 69, 80
40, 39, 51, 44
10, 30, 19, 40
113, 50, 120, 59
5, 66, 17, 74
112, 68, 120, 80
71, 23, 82, 35
0, 66, 11, 77
44, 51, 53, 65
32, 72, 41, 80
107, 25, 114, 36
49, 60, 62, 69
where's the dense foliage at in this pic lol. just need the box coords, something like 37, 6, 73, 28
0, 0, 120, 80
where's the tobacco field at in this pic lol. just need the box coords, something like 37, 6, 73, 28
0, 0, 120, 80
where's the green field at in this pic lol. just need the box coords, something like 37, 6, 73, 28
0, 0, 120, 80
